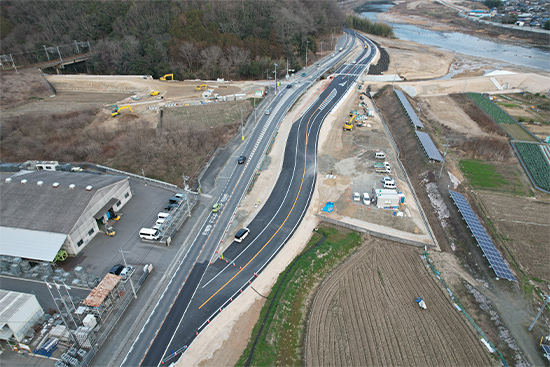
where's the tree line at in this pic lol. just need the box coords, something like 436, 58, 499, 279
0, 0, 345, 79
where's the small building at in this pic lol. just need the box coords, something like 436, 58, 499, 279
0, 170, 133, 262
0, 290, 44, 342
375, 189, 404, 210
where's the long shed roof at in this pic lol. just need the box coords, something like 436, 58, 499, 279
0, 171, 126, 234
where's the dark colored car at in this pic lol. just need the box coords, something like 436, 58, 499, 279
238, 156, 246, 164
164, 203, 179, 211
109, 264, 124, 276
286, 84, 292, 89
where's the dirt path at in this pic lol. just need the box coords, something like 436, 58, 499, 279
306, 238, 493, 366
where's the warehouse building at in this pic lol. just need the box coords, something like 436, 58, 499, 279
0, 170, 132, 262
0, 290, 44, 342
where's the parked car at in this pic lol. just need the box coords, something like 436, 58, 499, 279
265, 109, 270, 115
384, 181, 397, 189
212, 203, 221, 213
109, 264, 124, 276
164, 203, 179, 211
238, 155, 246, 164
363, 193, 370, 205
353, 192, 360, 201
381, 176, 394, 183
120, 266, 133, 279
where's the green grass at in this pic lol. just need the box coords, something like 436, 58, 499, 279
236, 226, 363, 367
459, 159, 509, 188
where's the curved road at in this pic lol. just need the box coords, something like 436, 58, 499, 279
121, 30, 375, 367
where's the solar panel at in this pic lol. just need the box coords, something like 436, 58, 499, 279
415, 131, 444, 162
395, 90, 424, 129
449, 191, 516, 281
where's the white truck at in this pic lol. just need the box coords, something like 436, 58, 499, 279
374, 161, 391, 173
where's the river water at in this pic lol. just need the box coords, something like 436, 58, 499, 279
360, 6, 550, 71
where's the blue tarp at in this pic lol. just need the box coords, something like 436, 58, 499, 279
322, 202, 334, 213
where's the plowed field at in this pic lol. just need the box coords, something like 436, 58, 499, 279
305, 239, 493, 366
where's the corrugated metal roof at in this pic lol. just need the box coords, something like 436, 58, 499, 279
83, 273, 121, 308
0, 227, 66, 262
0, 290, 35, 326
0, 171, 127, 234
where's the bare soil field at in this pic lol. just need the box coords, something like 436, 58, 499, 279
476, 191, 550, 282
306, 238, 494, 367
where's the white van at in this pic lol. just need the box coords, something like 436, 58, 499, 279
155, 218, 166, 226
384, 181, 397, 189
139, 228, 160, 240
234, 228, 250, 243
158, 212, 169, 220
375, 151, 387, 159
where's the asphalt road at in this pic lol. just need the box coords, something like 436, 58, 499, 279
121, 30, 375, 367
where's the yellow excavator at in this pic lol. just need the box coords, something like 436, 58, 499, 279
195, 84, 208, 91
160, 73, 173, 81
111, 105, 133, 117
150, 90, 160, 96
344, 114, 356, 131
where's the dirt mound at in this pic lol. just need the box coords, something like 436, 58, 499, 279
0, 69, 53, 109
306, 238, 492, 366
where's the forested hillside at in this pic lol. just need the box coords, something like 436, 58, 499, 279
0, 0, 345, 79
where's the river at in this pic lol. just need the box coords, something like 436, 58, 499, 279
360, 5, 550, 71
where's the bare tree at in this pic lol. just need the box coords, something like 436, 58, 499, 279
200, 45, 222, 78
179, 42, 199, 70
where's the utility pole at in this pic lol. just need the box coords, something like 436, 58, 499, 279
56, 47, 64, 68
463, 73, 469, 94
119, 250, 137, 299
274, 63, 278, 95
528, 295, 550, 331
240, 106, 244, 141
392, 63, 398, 90
305, 40, 310, 67
141, 169, 147, 186
53, 283, 79, 328
320, 41, 323, 57
43, 45, 50, 61
331, 31, 334, 50
182, 173, 191, 217
10, 54, 17, 73
61, 281, 82, 322
286, 58, 289, 79
74, 40, 79, 53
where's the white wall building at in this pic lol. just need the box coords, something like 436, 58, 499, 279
0, 290, 44, 342
0, 170, 133, 261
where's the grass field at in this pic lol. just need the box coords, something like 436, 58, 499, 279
500, 123, 539, 142
236, 226, 363, 366
459, 160, 509, 188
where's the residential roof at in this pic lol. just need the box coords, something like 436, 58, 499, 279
0, 227, 66, 262
83, 273, 121, 308
0, 290, 36, 327
0, 171, 126, 234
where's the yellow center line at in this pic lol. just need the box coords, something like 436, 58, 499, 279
198, 91, 332, 310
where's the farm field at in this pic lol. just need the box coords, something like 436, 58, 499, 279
467, 93, 539, 142
514, 142, 550, 191
476, 191, 550, 282
305, 239, 493, 367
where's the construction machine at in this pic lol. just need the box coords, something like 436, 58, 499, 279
150, 90, 159, 96
104, 225, 116, 237
111, 105, 133, 117
344, 114, 356, 131
195, 84, 208, 91
160, 74, 173, 81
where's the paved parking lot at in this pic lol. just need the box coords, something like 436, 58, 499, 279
59, 177, 190, 278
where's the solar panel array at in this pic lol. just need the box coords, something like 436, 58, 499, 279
395, 90, 424, 129
542, 344, 550, 356
449, 191, 516, 281
415, 131, 444, 162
